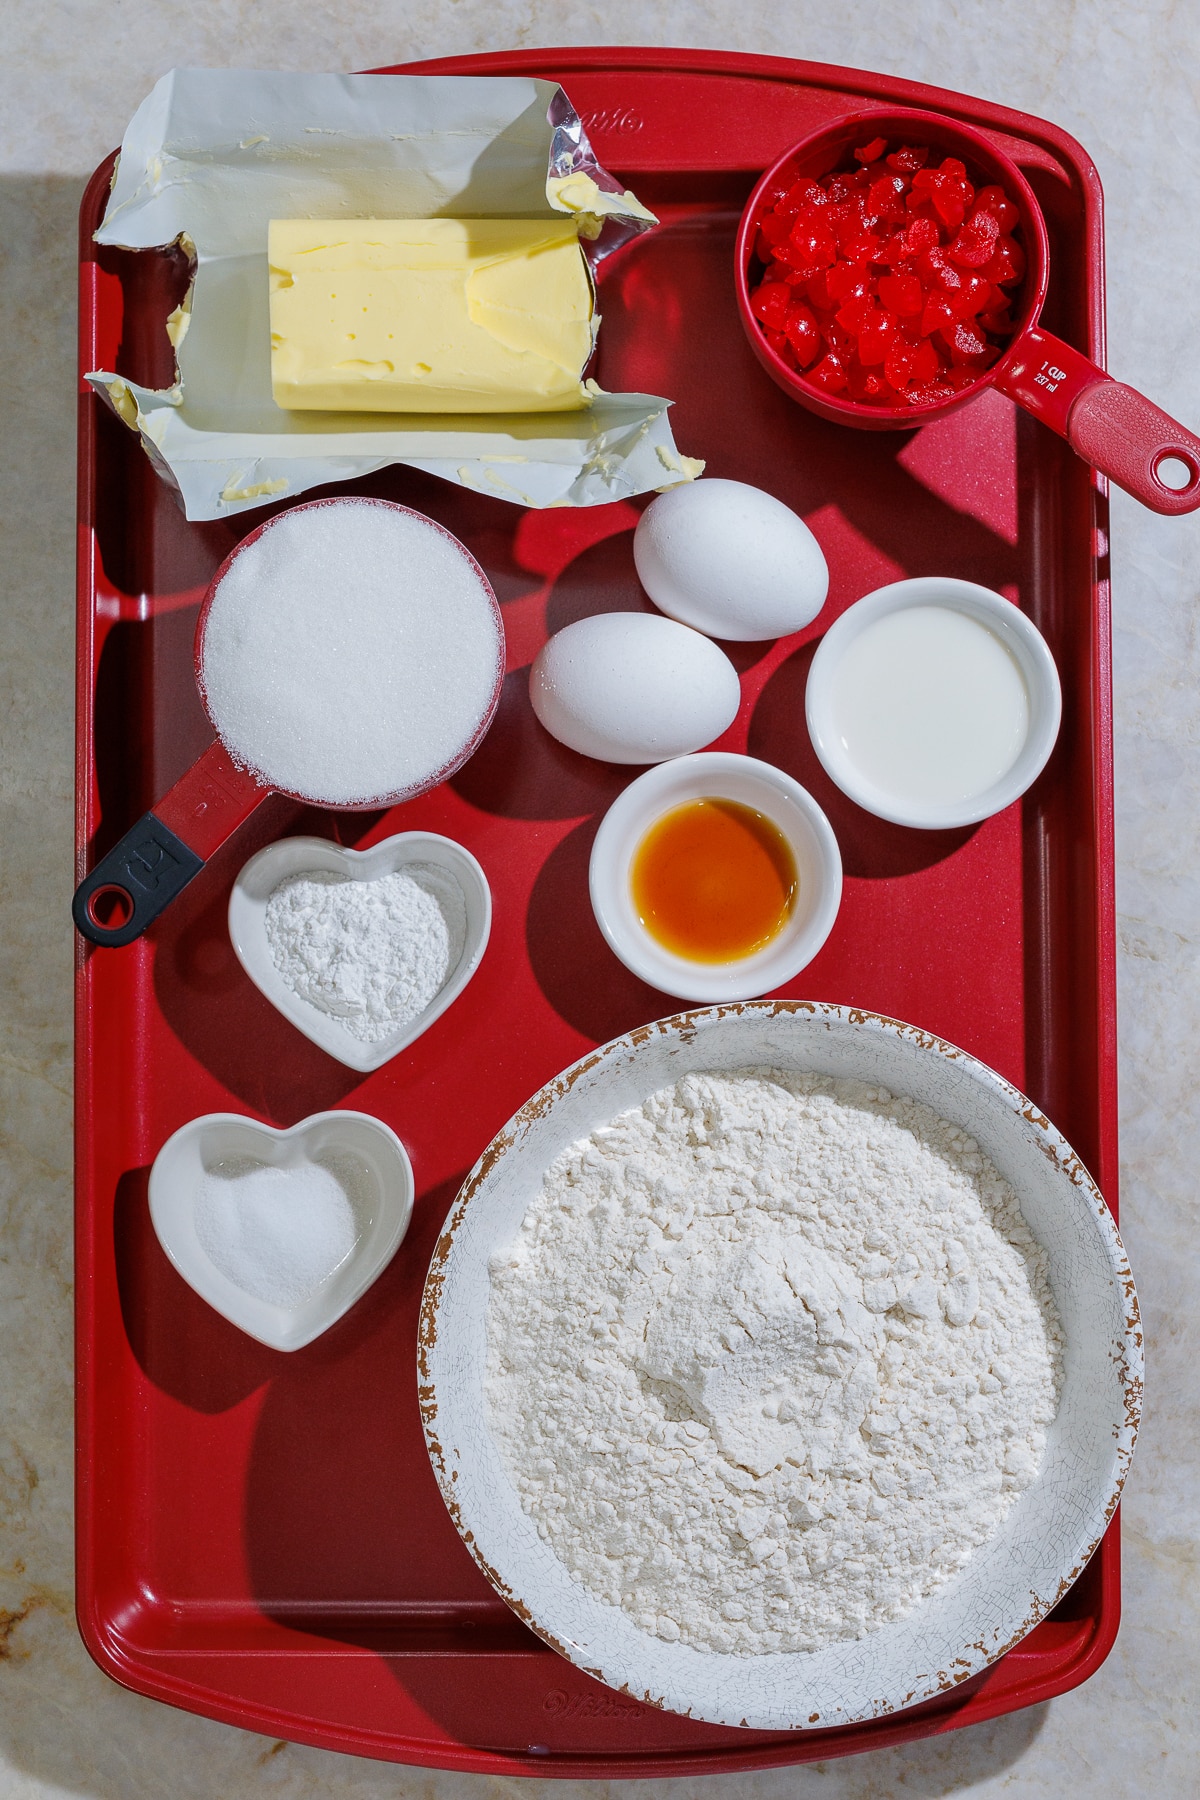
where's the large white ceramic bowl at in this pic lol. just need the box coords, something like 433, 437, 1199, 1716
229, 831, 491, 1072
588, 753, 842, 1003
419, 1002, 1140, 1731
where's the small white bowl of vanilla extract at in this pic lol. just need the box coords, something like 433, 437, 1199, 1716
589, 752, 842, 1003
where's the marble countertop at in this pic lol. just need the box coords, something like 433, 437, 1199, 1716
2, 4, 1196, 1795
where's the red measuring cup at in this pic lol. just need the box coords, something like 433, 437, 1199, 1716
74, 498, 505, 948
734, 108, 1200, 515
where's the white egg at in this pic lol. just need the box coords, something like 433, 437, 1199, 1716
529, 613, 741, 764
633, 478, 829, 641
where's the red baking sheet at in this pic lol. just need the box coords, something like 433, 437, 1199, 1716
75, 48, 1119, 1775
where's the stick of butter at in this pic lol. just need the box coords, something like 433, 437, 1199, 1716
268, 218, 597, 414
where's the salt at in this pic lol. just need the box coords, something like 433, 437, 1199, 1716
199, 500, 502, 806
195, 1155, 364, 1308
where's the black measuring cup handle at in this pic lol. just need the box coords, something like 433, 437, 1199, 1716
73, 814, 205, 947
73, 743, 269, 948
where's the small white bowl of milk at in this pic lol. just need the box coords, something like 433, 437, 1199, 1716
805, 577, 1062, 829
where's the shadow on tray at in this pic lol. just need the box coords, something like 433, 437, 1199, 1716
148, 797, 380, 1119
240, 1170, 540, 1654
225, 1166, 1051, 1762
114, 1165, 281, 1410
450, 666, 632, 821
594, 212, 1022, 589
748, 640, 979, 879
525, 813, 676, 1042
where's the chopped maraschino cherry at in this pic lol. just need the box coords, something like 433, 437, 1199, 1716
748, 140, 1025, 409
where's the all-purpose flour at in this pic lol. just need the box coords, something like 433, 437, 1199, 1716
486, 1071, 1063, 1655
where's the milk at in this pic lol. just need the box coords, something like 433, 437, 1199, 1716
827, 604, 1030, 809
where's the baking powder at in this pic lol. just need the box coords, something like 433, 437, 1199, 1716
265, 863, 466, 1042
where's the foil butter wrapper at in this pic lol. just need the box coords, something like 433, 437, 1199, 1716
88, 68, 704, 520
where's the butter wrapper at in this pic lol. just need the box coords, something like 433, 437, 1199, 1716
88, 69, 703, 520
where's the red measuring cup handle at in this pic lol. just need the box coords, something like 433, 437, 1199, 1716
73, 742, 265, 947
995, 325, 1200, 516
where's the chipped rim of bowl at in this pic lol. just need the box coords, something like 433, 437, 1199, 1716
417, 1000, 1141, 1731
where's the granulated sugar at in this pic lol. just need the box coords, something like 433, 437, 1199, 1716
199, 501, 502, 805
195, 1155, 365, 1308
265, 863, 466, 1043
486, 1070, 1063, 1655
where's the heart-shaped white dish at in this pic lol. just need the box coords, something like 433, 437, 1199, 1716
228, 832, 491, 1072
149, 1110, 414, 1350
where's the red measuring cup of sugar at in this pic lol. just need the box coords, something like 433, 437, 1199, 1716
73, 497, 505, 948
734, 108, 1200, 515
